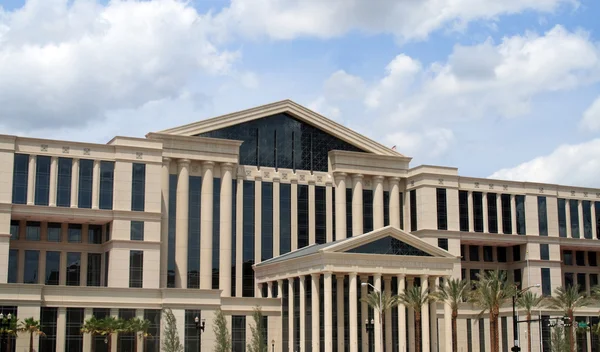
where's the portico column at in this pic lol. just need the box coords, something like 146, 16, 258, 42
337, 275, 345, 352
444, 276, 453, 352
566, 199, 572, 238
384, 276, 393, 352
300, 275, 306, 352
91, 160, 100, 209
334, 173, 347, 240
324, 272, 333, 352
578, 201, 584, 238
592, 202, 598, 239
398, 274, 406, 352
70, 158, 79, 207
277, 280, 283, 298
49, 156, 58, 206
312, 274, 320, 352
27, 155, 36, 205
389, 178, 401, 228
326, 182, 333, 242
273, 177, 281, 257
482, 193, 488, 233
429, 277, 438, 352
511, 194, 517, 234
467, 191, 473, 232
374, 274, 382, 352
200, 161, 214, 289
349, 273, 358, 352
267, 281, 273, 298
160, 157, 171, 288
219, 163, 233, 296
175, 159, 190, 288
421, 275, 430, 352
288, 279, 295, 352
361, 275, 369, 352
373, 176, 385, 229
496, 193, 502, 233
352, 174, 364, 236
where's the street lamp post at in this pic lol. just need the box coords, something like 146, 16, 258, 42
0, 313, 13, 352
365, 319, 375, 352
512, 284, 540, 352
362, 282, 384, 352
194, 316, 206, 352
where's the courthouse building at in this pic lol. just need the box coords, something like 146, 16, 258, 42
0, 100, 599, 352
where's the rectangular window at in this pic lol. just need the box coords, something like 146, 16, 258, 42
167, 174, 177, 288
8, 249, 18, 283
280, 183, 292, 255
576, 251, 585, 266
66, 308, 84, 352
40, 307, 58, 352
104, 252, 110, 288
231, 180, 236, 296
473, 192, 484, 232
470, 269, 480, 282
514, 269, 522, 288
438, 238, 448, 251
188, 176, 200, 289
467, 319, 473, 352
410, 189, 417, 231
48, 222, 62, 242
501, 317, 508, 352
538, 196, 548, 236
588, 252, 597, 267
459, 191, 469, 232
262, 182, 274, 260
577, 273, 586, 293
10, 220, 19, 240
118, 309, 136, 352
497, 247, 507, 263
516, 195, 526, 235
78, 159, 93, 208
212, 181, 221, 288
590, 274, 599, 288
144, 309, 161, 352
346, 188, 353, 238
131, 163, 146, 211
596, 202, 600, 239
363, 189, 373, 233
541, 268, 552, 296
487, 193, 498, 233
563, 250, 573, 265
479, 319, 486, 352
399, 192, 404, 230
87, 253, 102, 287
501, 194, 512, 234
297, 184, 309, 248
583, 200, 592, 239
483, 246, 493, 262
461, 245, 465, 261
97, 161, 115, 210
436, 188, 448, 230
26, 221, 41, 241
129, 250, 143, 288
66, 252, 81, 286
68, 224, 82, 243
558, 199, 567, 237
92, 308, 110, 351
24, 250, 40, 284
243, 180, 255, 297
512, 245, 521, 261
540, 244, 550, 260
12, 154, 29, 204
570, 199, 580, 238
88, 224, 102, 244
383, 191, 390, 227
232, 316, 246, 352
130, 221, 144, 241
57, 157, 72, 207
564, 272, 574, 287
469, 245, 479, 261
35, 155, 51, 205
185, 309, 201, 351
315, 186, 327, 244
45, 251, 61, 285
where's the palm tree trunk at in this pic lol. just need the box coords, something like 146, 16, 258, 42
452, 310, 458, 352
91, 334, 96, 352
569, 312, 575, 352
108, 333, 112, 352
527, 313, 532, 352
29, 331, 33, 352
416, 312, 422, 352
134, 333, 138, 352
489, 312, 496, 352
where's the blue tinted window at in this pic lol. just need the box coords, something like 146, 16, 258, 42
40, 307, 58, 352
130, 221, 144, 241
437, 188, 448, 231
459, 191, 469, 231
46, 251, 61, 285
8, 249, 18, 283
24, 250, 40, 284
363, 189, 373, 233
569, 199, 579, 238
66, 252, 81, 286
242, 180, 255, 297
516, 195, 526, 235
383, 191, 390, 227
57, 158, 72, 207
87, 253, 102, 287
26, 221, 41, 241
410, 190, 417, 231
68, 224, 82, 243
558, 199, 567, 237
212, 178, 221, 290
34, 156, 51, 205
231, 180, 237, 295
315, 186, 326, 244
487, 193, 498, 233
65, 308, 84, 352
473, 192, 483, 232
540, 244, 549, 260
131, 163, 146, 211
88, 224, 102, 244
582, 200, 592, 239
541, 268, 551, 296
129, 251, 143, 288
596, 202, 600, 240
346, 188, 353, 238
167, 174, 177, 288
501, 194, 512, 234
347, 236, 432, 256
78, 159, 93, 208
297, 184, 309, 248
197, 113, 365, 172
12, 154, 29, 204
99, 161, 114, 210
47, 223, 61, 242
261, 182, 273, 261
188, 176, 201, 289
538, 196, 548, 236
280, 183, 291, 254
10, 220, 19, 240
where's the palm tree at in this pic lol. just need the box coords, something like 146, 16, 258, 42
0, 315, 18, 352
97, 316, 125, 352
127, 317, 151, 352
433, 278, 469, 352
361, 290, 401, 352
81, 316, 103, 352
469, 270, 516, 352
545, 285, 593, 352
517, 291, 543, 352
18, 317, 45, 352
398, 285, 433, 352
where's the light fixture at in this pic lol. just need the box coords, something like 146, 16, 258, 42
195, 316, 199, 323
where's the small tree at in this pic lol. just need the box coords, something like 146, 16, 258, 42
247, 306, 267, 352
545, 285, 593, 352
162, 309, 184, 352
127, 317, 150, 352
397, 285, 433, 352
517, 291, 543, 352
97, 316, 124, 352
0, 315, 18, 352
213, 308, 231, 352
81, 316, 102, 352
433, 278, 470, 352
550, 326, 570, 352
18, 317, 44, 352
361, 290, 400, 352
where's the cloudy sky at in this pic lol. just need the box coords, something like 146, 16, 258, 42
1, 0, 600, 187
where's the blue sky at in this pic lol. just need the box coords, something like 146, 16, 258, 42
1, 0, 600, 187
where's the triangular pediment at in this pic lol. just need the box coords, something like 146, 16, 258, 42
345, 236, 432, 256
158, 100, 404, 157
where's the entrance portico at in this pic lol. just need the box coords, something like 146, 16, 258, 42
254, 226, 461, 352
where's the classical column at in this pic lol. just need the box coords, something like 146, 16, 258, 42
80, 252, 88, 286
91, 159, 100, 209
219, 163, 233, 296
38, 250, 46, 285
288, 279, 295, 352
592, 202, 598, 239
566, 199, 572, 238
337, 275, 345, 352
334, 173, 347, 240
235, 177, 244, 297
374, 274, 382, 352
309, 181, 316, 245
27, 155, 36, 205
384, 276, 393, 352
267, 281, 273, 298
49, 156, 58, 206
578, 200, 584, 238
299, 276, 306, 352
175, 159, 190, 289
429, 277, 438, 352
467, 191, 473, 232
349, 273, 358, 352
273, 177, 281, 257
511, 194, 517, 234
70, 158, 79, 208
55, 307, 66, 352
444, 277, 452, 352
200, 161, 214, 289
352, 174, 364, 236
421, 275, 430, 352
496, 193, 502, 234
324, 272, 333, 352
310, 274, 320, 352
326, 182, 333, 243
482, 193, 488, 233
398, 275, 406, 352
361, 275, 369, 352
373, 176, 385, 229
277, 280, 283, 298
389, 178, 401, 228
160, 157, 171, 288
407, 278, 415, 352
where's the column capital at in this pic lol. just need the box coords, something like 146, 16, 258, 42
373, 273, 382, 279
308, 180, 316, 185
311, 273, 320, 279
351, 173, 364, 181
334, 172, 347, 181
254, 175, 262, 182
397, 274, 405, 279
383, 276, 392, 283
272, 175, 281, 183
388, 176, 401, 183
220, 162, 234, 172
373, 175, 385, 182
420, 274, 429, 280
162, 157, 171, 165
177, 158, 190, 166
348, 272, 358, 278
202, 160, 215, 170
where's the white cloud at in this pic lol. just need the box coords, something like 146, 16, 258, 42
580, 96, 600, 131
0, 0, 238, 132
489, 139, 600, 187
385, 128, 456, 158
217, 0, 576, 41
